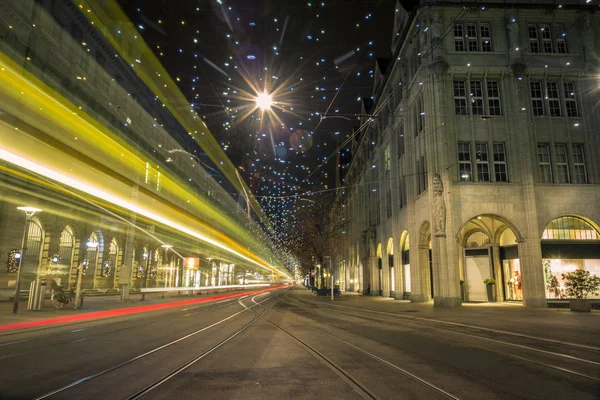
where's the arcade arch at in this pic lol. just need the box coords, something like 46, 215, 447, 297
457, 214, 522, 302
541, 215, 600, 299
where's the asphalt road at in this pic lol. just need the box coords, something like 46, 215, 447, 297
0, 286, 598, 400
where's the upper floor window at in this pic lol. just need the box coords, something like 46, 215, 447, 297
416, 154, 428, 194
397, 122, 405, 158
453, 80, 502, 116
414, 93, 424, 136
537, 143, 553, 183
528, 23, 567, 54
529, 81, 579, 117
493, 142, 508, 182
572, 144, 588, 184
454, 22, 493, 52
458, 142, 472, 181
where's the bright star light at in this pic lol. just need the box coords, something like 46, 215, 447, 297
256, 91, 273, 111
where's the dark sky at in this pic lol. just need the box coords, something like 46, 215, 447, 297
119, 0, 395, 247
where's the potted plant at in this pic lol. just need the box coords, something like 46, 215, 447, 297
484, 278, 496, 302
562, 269, 600, 312
460, 279, 465, 301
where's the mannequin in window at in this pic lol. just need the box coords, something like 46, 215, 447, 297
510, 270, 522, 300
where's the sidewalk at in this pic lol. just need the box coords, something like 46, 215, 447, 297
293, 287, 600, 348
0, 287, 276, 334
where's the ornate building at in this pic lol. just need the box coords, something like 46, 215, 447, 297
333, 0, 600, 307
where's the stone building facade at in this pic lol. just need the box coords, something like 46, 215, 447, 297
333, 0, 600, 307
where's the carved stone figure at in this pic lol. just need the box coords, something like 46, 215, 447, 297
432, 174, 446, 236
506, 18, 520, 50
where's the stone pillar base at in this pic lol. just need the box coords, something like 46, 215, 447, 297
410, 294, 430, 303
523, 298, 547, 308
434, 297, 462, 307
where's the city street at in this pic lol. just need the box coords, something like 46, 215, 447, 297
0, 286, 598, 400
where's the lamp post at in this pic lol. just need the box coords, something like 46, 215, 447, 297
13, 206, 42, 314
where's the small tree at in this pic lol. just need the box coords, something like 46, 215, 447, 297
562, 270, 600, 299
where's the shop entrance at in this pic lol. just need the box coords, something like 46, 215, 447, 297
458, 215, 523, 303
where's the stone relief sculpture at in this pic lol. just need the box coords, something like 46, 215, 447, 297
506, 18, 520, 50
432, 174, 446, 237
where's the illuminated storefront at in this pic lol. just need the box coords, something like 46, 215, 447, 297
541, 216, 600, 299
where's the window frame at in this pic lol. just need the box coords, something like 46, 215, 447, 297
572, 144, 588, 184
527, 23, 568, 54
453, 22, 493, 52
554, 143, 570, 184
537, 143, 553, 183
458, 142, 472, 182
493, 142, 508, 182
475, 142, 490, 182
453, 79, 502, 116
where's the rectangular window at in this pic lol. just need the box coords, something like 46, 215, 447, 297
454, 24, 464, 51
466, 23, 478, 51
475, 142, 490, 182
418, 94, 425, 134
537, 144, 553, 183
530, 81, 545, 116
454, 22, 492, 52
487, 81, 502, 116
546, 82, 561, 116
458, 142, 472, 182
386, 177, 392, 218
528, 24, 540, 53
554, 144, 570, 183
454, 80, 468, 115
399, 171, 407, 209
470, 81, 484, 115
417, 155, 428, 194
414, 94, 424, 135
563, 82, 578, 117
397, 123, 405, 158
541, 24, 553, 53
555, 24, 567, 53
572, 144, 588, 184
493, 142, 508, 182
480, 23, 492, 52
384, 146, 391, 174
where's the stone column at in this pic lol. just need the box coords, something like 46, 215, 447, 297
491, 245, 503, 301
518, 239, 546, 307
512, 65, 546, 308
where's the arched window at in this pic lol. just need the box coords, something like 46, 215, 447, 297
542, 216, 599, 240
58, 226, 74, 267
22, 218, 43, 277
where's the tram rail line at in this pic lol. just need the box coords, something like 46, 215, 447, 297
33, 291, 279, 400
249, 294, 461, 400
285, 292, 600, 383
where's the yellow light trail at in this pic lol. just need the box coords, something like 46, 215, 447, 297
0, 56, 290, 278
75, 0, 272, 228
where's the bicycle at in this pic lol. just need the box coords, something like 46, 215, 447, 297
51, 286, 75, 309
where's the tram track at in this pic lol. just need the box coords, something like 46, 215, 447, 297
248, 294, 462, 400
33, 291, 280, 400
285, 292, 600, 383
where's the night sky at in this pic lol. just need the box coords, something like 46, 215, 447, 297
119, 0, 395, 250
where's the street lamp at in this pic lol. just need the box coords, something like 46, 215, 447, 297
13, 206, 42, 314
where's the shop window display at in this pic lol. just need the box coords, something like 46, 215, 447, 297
503, 259, 521, 300
543, 259, 600, 299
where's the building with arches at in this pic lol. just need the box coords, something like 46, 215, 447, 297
332, 0, 600, 307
